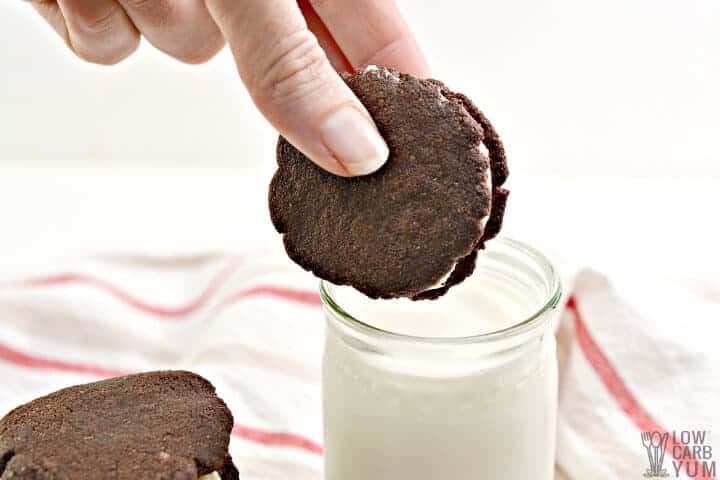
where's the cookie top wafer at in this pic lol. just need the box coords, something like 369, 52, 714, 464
269, 66, 508, 300
0, 371, 239, 480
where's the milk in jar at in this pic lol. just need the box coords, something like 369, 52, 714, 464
321, 238, 561, 480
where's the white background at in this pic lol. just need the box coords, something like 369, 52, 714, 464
1, 0, 719, 177
0, 1, 719, 281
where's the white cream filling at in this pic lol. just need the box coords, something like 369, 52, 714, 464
478, 143, 493, 230
363, 64, 401, 83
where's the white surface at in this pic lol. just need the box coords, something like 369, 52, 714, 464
1, 0, 719, 178
0, 167, 717, 284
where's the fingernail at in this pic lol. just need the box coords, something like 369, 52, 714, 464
319, 107, 389, 176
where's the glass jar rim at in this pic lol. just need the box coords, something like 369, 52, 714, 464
320, 237, 562, 346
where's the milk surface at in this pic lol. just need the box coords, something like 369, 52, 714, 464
331, 273, 535, 337
323, 277, 557, 480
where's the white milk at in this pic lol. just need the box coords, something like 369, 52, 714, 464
321, 239, 560, 480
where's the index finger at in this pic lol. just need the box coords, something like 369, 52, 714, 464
308, 0, 430, 77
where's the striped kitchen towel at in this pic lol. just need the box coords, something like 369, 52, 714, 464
0, 253, 717, 479
557, 271, 719, 479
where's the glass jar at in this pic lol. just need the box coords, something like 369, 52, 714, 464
320, 238, 562, 480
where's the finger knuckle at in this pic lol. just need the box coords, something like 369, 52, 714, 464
120, 0, 172, 27
255, 30, 330, 103
72, 7, 121, 37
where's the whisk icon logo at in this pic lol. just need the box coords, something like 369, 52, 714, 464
642, 431, 670, 477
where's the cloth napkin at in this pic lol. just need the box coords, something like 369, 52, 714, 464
0, 252, 717, 479
556, 271, 719, 479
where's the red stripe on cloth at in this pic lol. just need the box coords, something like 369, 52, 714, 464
215, 286, 322, 311
6, 266, 322, 319
232, 425, 324, 455
0, 342, 129, 378
567, 296, 712, 479
8, 262, 239, 319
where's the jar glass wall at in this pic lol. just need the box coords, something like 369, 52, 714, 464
320, 238, 562, 480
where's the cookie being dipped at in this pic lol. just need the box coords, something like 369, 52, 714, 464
0, 371, 238, 480
269, 66, 509, 300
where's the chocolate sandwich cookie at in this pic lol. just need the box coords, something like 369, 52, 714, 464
0, 371, 239, 480
269, 66, 509, 300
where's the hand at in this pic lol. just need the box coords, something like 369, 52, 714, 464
28, 0, 430, 176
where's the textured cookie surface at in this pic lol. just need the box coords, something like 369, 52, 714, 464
270, 66, 508, 299
0, 371, 238, 480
